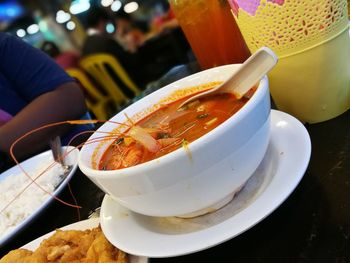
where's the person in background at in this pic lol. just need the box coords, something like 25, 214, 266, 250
0, 32, 91, 164
82, 7, 165, 89
149, 5, 179, 36
40, 40, 81, 70
114, 10, 147, 53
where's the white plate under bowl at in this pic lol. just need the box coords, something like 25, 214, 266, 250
99, 110, 311, 258
0, 146, 79, 246
21, 218, 147, 263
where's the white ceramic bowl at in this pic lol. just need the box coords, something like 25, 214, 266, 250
78, 64, 271, 218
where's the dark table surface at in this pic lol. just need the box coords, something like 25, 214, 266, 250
1, 64, 349, 262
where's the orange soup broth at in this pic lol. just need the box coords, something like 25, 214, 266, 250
98, 91, 252, 171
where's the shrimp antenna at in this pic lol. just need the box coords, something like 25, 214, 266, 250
4, 119, 104, 214
4, 117, 135, 215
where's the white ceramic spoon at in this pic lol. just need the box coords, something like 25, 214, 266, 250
178, 47, 278, 109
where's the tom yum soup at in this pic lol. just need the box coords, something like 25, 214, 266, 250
99, 82, 256, 171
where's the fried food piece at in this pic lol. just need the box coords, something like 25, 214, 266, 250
34, 229, 97, 262
0, 226, 128, 263
84, 229, 127, 263
0, 248, 32, 263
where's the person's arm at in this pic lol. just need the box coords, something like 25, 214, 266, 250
0, 82, 87, 160
0, 33, 87, 160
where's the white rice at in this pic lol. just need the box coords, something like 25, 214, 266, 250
0, 162, 65, 238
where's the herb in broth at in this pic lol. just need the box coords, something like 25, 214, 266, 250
98, 90, 253, 170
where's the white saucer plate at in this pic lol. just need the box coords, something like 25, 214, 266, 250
100, 110, 311, 258
22, 218, 148, 263
0, 146, 79, 246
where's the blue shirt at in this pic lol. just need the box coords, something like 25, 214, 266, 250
0, 33, 93, 144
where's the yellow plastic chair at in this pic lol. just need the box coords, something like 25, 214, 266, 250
66, 68, 117, 120
79, 53, 141, 106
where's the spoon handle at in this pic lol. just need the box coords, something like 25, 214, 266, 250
224, 47, 278, 99
178, 47, 278, 109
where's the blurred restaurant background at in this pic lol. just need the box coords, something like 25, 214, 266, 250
0, 0, 182, 50
0, 0, 194, 119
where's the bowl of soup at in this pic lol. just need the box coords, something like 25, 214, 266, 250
78, 64, 271, 218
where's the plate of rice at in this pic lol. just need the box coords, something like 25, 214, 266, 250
0, 146, 79, 246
